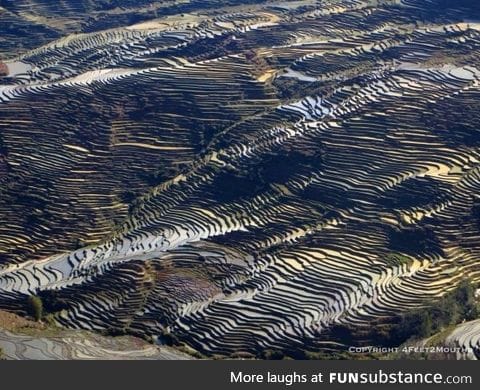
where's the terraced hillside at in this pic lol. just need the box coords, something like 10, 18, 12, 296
0, 310, 191, 359
392, 319, 480, 360
1, 0, 480, 359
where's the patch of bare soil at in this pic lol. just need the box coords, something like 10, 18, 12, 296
0, 310, 44, 332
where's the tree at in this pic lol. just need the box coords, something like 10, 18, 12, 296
28, 295, 43, 321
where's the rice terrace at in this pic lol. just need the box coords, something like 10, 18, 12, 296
0, 0, 480, 360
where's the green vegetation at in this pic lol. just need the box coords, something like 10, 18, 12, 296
384, 253, 413, 267
325, 280, 479, 354
261, 349, 285, 360
38, 290, 69, 314
387, 226, 443, 256
303, 350, 356, 360
255, 347, 356, 360
158, 328, 181, 347
390, 280, 479, 343
27, 295, 43, 322
43, 314, 59, 327
228, 351, 256, 360
101, 326, 128, 337
360, 280, 479, 348
156, 328, 208, 359
118, 189, 139, 205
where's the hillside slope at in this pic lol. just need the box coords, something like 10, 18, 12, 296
1, 0, 480, 358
